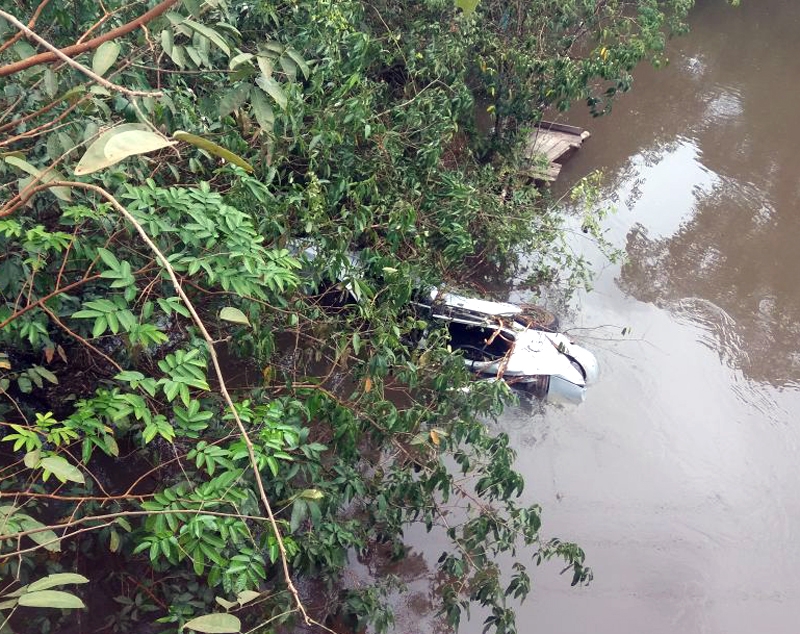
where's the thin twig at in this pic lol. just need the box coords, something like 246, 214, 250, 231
3, 521, 117, 559
0, 0, 179, 78
0, 508, 273, 544
76, 2, 138, 45
0, 9, 161, 97
40, 304, 124, 373
0, 0, 51, 55
0, 491, 150, 502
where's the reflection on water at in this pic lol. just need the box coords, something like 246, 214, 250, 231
611, 127, 800, 387
554, 0, 800, 389
496, 1, 800, 633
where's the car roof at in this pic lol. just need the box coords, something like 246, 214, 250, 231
432, 289, 523, 318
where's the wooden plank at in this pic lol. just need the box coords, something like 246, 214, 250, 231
528, 132, 564, 154
531, 135, 560, 156
534, 120, 586, 135
524, 121, 590, 183
524, 162, 562, 182
529, 136, 573, 162
547, 140, 573, 161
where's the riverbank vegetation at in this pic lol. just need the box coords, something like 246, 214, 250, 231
0, 1, 693, 632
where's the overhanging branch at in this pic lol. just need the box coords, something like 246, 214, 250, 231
0, 0, 180, 78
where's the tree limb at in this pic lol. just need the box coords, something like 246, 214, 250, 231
0, 9, 161, 96
39, 304, 124, 374
0, 0, 179, 78
0, 0, 51, 56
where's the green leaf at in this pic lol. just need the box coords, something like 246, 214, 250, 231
185, 45, 202, 67
172, 131, 253, 172
103, 131, 175, 165
23, 449, 40, 469
219, 307, 250, 326
161, 28, 174, 56
183, 613, 241, 633
228, 53, 254, 69
12, 40, 36, 62
250, 88, 274, 132
92, 315, 108, 338
92, 41, 120, 77
214, 597, 237, 610
18, 590, 85, 609
278, 53, 297, 82
33, 366, 58, 385
218, 84, 251, 118
62, 85, 86, 104
27, 573, 89, 592
455, 0, 480, 15
256, 55, 273, 79
16, 375, 32, 393
5, 156, 71, 201
75, 124, 176, 175
184, 20, 230, 55
39, 456, 85, 484
182, 0, 202, 17
235, 590, 259, 606
97, 247, 120, 270
169, 44, 186, 69
285, 47, 310, 79
115, 370, 145, 382
43, 69, 58, 98
105, 436, 120, 457
298, 488, 324, 501
13, 512, 61, 552
290, 499, 306, 532
256, 75, 287, 110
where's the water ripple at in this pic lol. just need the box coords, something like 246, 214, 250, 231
669, 296, 788, 423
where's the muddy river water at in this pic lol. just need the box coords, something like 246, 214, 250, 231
383, 2, 800, 633
510, 1, 800, 632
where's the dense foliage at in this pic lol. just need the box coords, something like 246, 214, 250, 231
0, 1, 693, 632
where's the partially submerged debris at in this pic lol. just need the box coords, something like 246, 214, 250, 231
524, 120, 591, 184
417, 289, 599, 404
295, 244, 599, 404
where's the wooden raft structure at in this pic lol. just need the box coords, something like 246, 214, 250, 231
523, 121, 591, 183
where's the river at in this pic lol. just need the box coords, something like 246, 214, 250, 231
384, 2, 800, 633
514, 1, 800, 632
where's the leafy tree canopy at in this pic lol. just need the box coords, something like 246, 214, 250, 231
0, 0, 692, 632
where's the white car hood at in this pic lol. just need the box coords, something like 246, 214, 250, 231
504, 331, 593, 386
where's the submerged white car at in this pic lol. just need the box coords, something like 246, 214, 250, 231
295, 243, 599, 404
418, 290, 599, 404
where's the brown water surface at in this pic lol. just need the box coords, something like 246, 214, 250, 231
512, 1, 800, 632
396, 2, 800, 633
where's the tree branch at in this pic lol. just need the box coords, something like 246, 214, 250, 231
0, 508, 272, 544
0, 274, 102, 331
0, 0, 51, 56
40, 304, 124, 373
0, 0, 179, 78
0, 9, 161, 96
